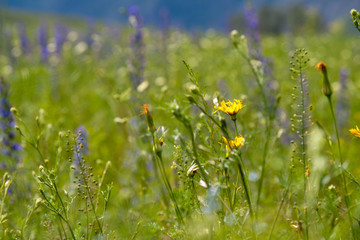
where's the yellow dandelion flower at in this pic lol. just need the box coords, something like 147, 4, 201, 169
349, 125, 360, 138
221, 135, 245, 151
213, 99, 244, 118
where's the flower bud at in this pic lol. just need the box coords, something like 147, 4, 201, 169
140, 104, 156, 133
350, 9, 358, 17
4, 179, 11, 189
315, 61, 332, 98
186, 84, 200, 95
10, 107, 18, 115
186, 95, 196, 104
230, 30, 239, 47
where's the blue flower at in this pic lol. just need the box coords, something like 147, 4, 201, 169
54, 23, 68, 55
74, 126, 89, 166
0, 79, 21, 162
336, 68, 350, 131
18, 23, 31, 55
38, 24, 49, 62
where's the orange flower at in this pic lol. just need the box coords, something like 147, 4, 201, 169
140, 104, 155, 133
315, 61, 326, 72
140, 104, 150, 116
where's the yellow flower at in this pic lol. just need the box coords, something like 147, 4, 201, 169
221, 135, 245, 151
349, 126, 360, 138
214, 99, 244, 117
140, 104, 150, 116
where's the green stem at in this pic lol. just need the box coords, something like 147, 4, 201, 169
328, 97, 355, 239
233, 119, 238, 136
52, 182, 77, 240
237, 153, 253, 218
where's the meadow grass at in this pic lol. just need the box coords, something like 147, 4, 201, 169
0, 8, 359, 239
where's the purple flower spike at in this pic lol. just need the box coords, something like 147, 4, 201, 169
38, 24, 49, 62
18, 23, 31, 55
54, 23, 68, 55
74, 126, 89, 166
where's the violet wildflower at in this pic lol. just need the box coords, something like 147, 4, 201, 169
244, 4, 278, 107
0, 78, 21, 162
74, 126, 89, 166
336, 68, 350, 131
38, 24, 49, 62
54, 23, 68, 56
18, 23, 31, 55
244, 4, 261, 59
128, 5, 145, 89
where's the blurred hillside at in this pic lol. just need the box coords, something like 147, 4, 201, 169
2, 0, 358, 30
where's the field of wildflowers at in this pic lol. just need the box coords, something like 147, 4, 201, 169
0, 6, 360, 240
